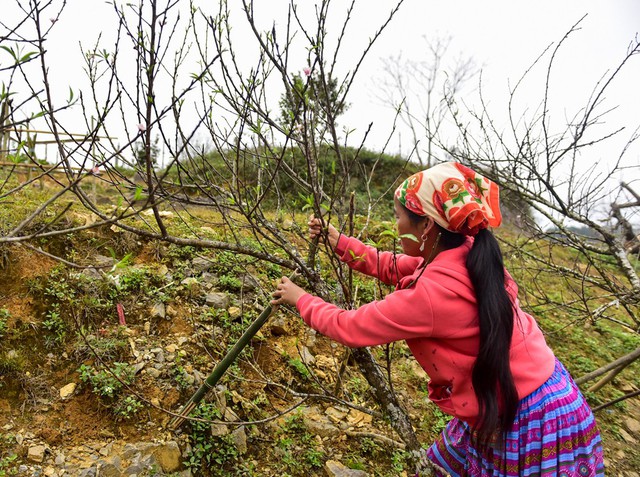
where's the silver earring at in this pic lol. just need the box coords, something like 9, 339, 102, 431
419, 239, 426, 252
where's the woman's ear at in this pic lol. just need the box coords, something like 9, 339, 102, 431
423, 218, 435, 236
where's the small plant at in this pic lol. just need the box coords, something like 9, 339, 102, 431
391, 449, 409, 473
73, 328, 129, 362
172, 357, 191, 391
184, 403, 240, 474
288, 357, 311, 379
78, 362, 136, 399
305, 447, 325, 468
217, 274, 242, 291
0, 453, 18, 476
42, 304, 67, 347
113, 395, 144, 420
0, 309, 9, 339
430, 407, 452, 434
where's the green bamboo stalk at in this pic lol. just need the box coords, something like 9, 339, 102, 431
168, 304, 276, 429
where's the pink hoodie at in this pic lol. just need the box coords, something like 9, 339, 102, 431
296, 235, 556, 424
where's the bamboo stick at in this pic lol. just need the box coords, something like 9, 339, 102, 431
167, 303, 277, 429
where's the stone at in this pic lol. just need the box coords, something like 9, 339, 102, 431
181, 277, 199, 288
211, 423, 228, 437
81, 268, 102, 280
231, 427, 247, 455
59, 383, 76, 400
28, 445, 47, 463
346, 409, 372, 427
315, 355, 335, 370
241, 275, 259, 291
200, 273, 216, 285
54, 453, 65, 465
99, 442, 113, 456
191, 257, 214, 273
96, 461, 121, 477
301, 408, 340, 438
205, 292, 229, 309
153, 441, 182, 472
79, 468, 97, 477
150, 302, 165, 319
153, 350, 165, 363
94, 255, 116, 268
270, 316, 287, 336
300, 346, 315, 365
325, 406, 348, 424
228, 306, 241, 318
166, 305, 178, 318
165, 344, 178, 353
626, 417, 640, 433
145, 368, 161, 378
324, 460, 368, 477
619, 428, 637, 444
44, 467, 56, 476
138, 454, 160, 469
306, 329, 318, 349
620, 382, 637, 393
192, 369, 205, 386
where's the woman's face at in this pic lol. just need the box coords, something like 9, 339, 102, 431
394, 199, 426, 256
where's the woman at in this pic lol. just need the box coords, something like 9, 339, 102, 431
271, 162, 604, 476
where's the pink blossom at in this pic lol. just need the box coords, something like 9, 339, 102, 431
50, 17, 58, 24
91, 166, 100, 175
303, 67, 311, 77
137, 123, 146, 132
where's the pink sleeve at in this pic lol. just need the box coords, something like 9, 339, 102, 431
296, 283, 435, 347
334, 235, 423, 286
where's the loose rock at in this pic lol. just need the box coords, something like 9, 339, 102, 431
205, 292, 229, 309
324, 460, 368, 477
231, 427, 247, 455
151, 302, 166, 319
626, 417, 640, 434
59, 383, 76, 400
191, 256, 214, 273
153, 441, 182, 472
27, 445, 47, 463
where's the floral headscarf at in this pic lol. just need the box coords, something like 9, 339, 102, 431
394, 162, 502, 236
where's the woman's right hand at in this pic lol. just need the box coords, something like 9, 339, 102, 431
308, 215, 340, 250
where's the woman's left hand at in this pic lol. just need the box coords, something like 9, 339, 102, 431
271, 276, 307, 307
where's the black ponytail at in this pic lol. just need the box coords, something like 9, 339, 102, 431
466, 228, 518, 445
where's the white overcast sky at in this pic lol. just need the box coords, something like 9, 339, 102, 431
5, 0, 640, 186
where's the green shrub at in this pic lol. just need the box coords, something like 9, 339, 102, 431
78, 362, 136, 399
113, 395, 144, 420
42, 304, 66, 347
184, 403, 241, 474
0, 309, 9, 339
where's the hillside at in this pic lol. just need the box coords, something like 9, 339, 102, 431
1, 182, 639, 476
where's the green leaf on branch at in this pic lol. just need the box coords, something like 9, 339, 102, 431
399, 233, 419, 242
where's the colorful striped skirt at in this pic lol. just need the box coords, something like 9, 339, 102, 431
425, 359, 604, 476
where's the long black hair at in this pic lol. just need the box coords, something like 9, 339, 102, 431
467, 228, 518, 444
404, 207, 517, 443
